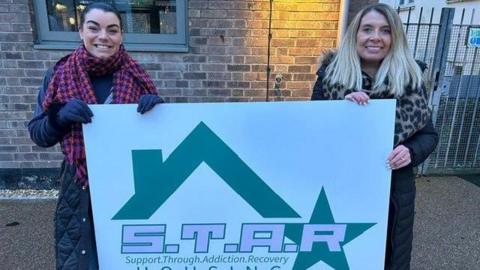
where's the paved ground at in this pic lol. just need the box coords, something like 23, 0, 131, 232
1, 199, 55, 270
1, 175, 479, 270
411, 175, 480, 270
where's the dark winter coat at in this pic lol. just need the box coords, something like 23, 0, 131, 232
28, 69, 113, 270
312, 57, 438, 270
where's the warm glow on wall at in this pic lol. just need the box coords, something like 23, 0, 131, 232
242, 0, 341, 100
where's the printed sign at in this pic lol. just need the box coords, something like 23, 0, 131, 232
467, 27, 480, 47
83, 101, 395, 270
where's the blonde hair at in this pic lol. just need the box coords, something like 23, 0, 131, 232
324, 4, 423, 97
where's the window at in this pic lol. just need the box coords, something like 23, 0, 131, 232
399, 0, 415, 6
33, 0, 187, 52
453, 66, 463, 75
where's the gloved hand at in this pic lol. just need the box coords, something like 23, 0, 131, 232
56, 99, 93, 127
137, 94, 164, 114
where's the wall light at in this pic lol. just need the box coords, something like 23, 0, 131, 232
55, 3, 67, 12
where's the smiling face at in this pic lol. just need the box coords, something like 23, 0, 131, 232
79, 8, 123, 59
356, 10, 392, 69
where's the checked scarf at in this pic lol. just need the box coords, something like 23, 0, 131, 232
43, 45, 157, 186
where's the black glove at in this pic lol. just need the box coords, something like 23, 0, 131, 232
137, 94, 164, 114
55, 99, 93, 127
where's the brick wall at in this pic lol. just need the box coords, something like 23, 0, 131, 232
0, 0, 340, 177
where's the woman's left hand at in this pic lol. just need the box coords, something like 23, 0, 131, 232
345, 91, 369, 105
387, 145, 411, 170
137, 94, 164, 114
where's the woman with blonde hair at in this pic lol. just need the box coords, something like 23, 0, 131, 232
312, 3, 438, 269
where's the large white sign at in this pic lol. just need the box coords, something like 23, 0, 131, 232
83, 101, 396, 270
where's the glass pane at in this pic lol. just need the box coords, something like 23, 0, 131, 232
46, 0, 81, 31
44, 0, 177, 34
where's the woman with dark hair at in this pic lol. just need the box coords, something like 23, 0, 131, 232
312, 4, 438, 269
28, 3, 162, 269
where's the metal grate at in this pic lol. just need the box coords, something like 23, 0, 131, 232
401, 7, 480, 174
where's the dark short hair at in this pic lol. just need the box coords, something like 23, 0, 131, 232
80, 2, 122, 30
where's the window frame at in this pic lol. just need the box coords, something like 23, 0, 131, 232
398, 0, 415, 10
32, 0, 188, 52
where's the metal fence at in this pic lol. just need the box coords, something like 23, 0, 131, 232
400, 7, 480, 174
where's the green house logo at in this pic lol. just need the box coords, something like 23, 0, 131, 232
114, 122, 376, 269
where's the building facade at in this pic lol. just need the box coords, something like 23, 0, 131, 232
2, 0, 368, 186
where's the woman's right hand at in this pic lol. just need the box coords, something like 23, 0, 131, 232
137, 94, 164, 114
56, 99, 93, 127
345, 91, 369, 105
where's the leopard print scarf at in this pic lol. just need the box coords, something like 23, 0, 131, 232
321, 71, 430, 145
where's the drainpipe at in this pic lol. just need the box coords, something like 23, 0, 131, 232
266, 0, 273, 102
337, 0, 350, 47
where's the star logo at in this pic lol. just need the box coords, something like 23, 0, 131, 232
285, 188, 376, 270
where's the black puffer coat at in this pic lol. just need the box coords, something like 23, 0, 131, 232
28, 69, 110, 270
385, 122, 438, 270
312, 57, 438, 270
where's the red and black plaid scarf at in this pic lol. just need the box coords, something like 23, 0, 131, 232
43, 45, 156, 186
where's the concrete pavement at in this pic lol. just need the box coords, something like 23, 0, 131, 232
411, 175, 480, 269
1, 175, 479, 270
1, 199, 55, 270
